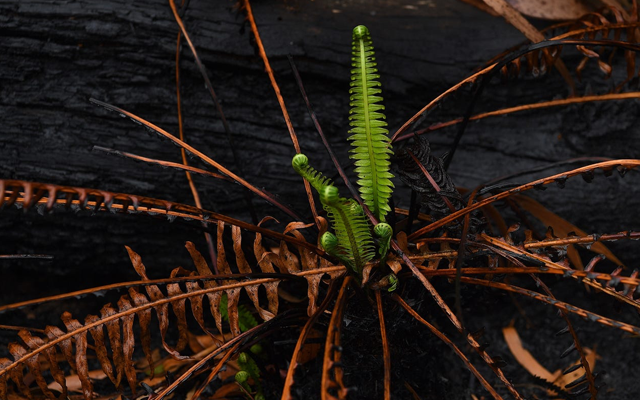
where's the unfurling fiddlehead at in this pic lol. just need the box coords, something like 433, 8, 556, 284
292, 153, 332, 192
349, 25, 394, 223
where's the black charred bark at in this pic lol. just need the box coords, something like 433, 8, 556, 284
1, 1, 640, 397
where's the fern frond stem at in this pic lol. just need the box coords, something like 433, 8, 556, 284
391, 63, 494, 143
0, 254, 52, 260
174, 24, 218, 271
321, 276, 351, 400
480, 233, 640, 310
241, 0, 320, 227
395, 93, 640, 143
525, 230, 640, 248
375, 291, 391, 400
92, 146, 234, 183
0, 325, 45, 333
447, 39, 640, 170
240, 0, 299, 153
478, 157, 612, 191
390, 240, 524, 400
462, 276, 640, 335
1, 180, 318, 254
408, 160, 640, 240
393, 38, 640, 144
392, 294, 505, 400
531, 276, 598, 399
190, 340, 244, 400
281, 276, 342, 400
89, 99, 305, 222
485, 22, 640, 68
0, 268, 345, 315
170, 0, 257, 228
288, 56, 361, 202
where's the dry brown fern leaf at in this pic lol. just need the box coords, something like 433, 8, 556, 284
0, 180, 350, 399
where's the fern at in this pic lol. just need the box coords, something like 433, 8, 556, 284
320, 186, 376, 274
349, 25, 394, 222
292, 154, 375, 273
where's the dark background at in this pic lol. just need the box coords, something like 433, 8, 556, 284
1, 0, 639, 398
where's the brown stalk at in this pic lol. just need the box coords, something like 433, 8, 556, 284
240, 0, 320, 228
392, 20, 640, 144
393, 207, 432, 222
92, 146, 234, 183
459, 276, 640, 335
189, 340, 244, 400
288, 56, 361, 203
321, 276, 352, 400
392, 294, 505, 400
174, 18, 219, 270
1, 181, 318, 253
524, 230, 640, 249
0, 254, 52, 260
530, 276, 598, 399
479, 233, 640, 310
281, 276, 341, 400
88, 99, 304, 222
0, 326, 45, 334
375, 291, 391, 400
0, 272, 321, 315
169, 0, 258, 226
388, 241, 524, 399
394, 93, 640, 143
391, 64, 494, 142
419, 266, 640, 288
408, 160, 640, 240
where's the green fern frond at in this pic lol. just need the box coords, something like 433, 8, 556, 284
292, 153, 333, 192
292, 154, 375, 273
374, 222, 392, 265
349, 25, 394, 222
320, 186, 375, 273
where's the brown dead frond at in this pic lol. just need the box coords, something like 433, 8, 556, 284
0, 217, 346, 399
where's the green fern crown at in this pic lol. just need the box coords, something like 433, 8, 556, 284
320, 186, 375, 272
349, 24, 394, 222
292, 154, 375, 272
